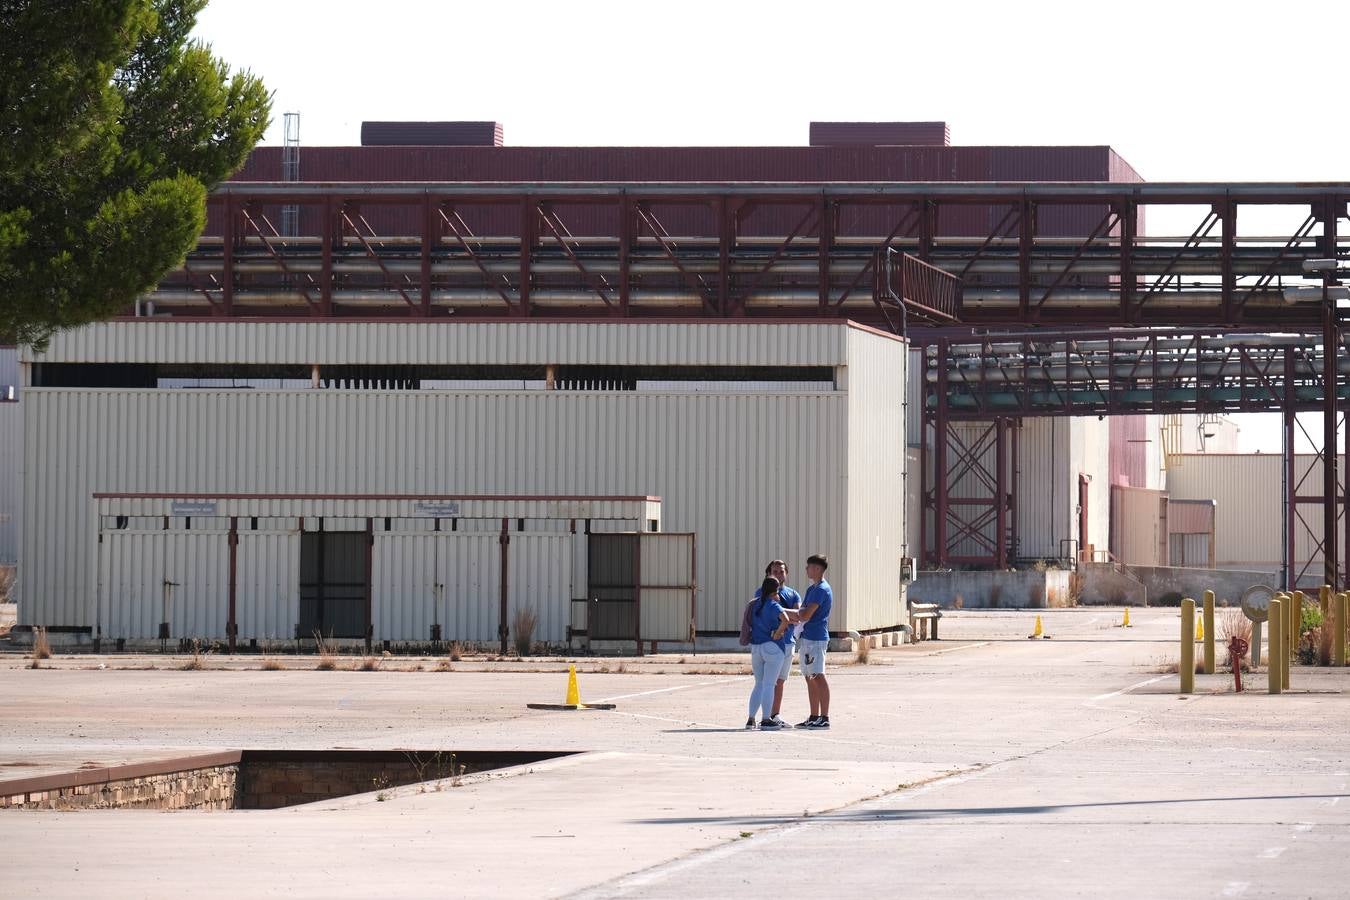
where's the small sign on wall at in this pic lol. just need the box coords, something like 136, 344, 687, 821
171, 501, 218, 516
412, 500, 461, 518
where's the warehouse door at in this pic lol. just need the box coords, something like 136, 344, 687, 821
299, 531, 368, 639
235, 521, 300, 645
587, 533, 696, 645
98, 521, 230, 640
372, 531, 501, 644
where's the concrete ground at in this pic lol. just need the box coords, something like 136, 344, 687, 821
0, 607, 1346, 899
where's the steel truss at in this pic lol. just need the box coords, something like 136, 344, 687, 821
921, 329, 1347, 589
154, 181, 1349, 327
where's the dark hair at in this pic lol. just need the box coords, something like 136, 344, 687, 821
806, 554, 828, 571
764, 559, 786, 575
757, 576, 780, 614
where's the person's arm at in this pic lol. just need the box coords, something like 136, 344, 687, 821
798, 602, 819, 624
772, 609, 790, 641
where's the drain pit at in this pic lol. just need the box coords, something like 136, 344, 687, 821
0, 749, 575, 811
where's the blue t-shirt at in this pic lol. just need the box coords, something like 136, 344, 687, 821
748, 596, 786, 645
755, 585, 802, 650
801, 580, 833, 641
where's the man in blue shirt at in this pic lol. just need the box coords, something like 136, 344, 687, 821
752, 559, 801, 728
796, 553, 833, 729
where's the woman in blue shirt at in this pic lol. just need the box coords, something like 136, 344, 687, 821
746, 576, 791, 730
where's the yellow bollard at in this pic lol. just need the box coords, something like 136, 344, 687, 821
1202, 590, 1216, 675
1335, 593, 1348, 668
1268, 598, 1283, 694
1122, 607, 1132, 628
1180, 598, 1195, 695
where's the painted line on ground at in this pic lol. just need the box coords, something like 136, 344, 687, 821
591, 678, 741, 704
1087, 674, 1170, 704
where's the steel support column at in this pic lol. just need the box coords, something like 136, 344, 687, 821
933, 339, 950, 567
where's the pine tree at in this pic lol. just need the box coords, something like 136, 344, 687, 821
0, 0, 270, 346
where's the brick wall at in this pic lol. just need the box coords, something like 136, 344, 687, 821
0, 764, 238, 810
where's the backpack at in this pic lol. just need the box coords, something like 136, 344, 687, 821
738, 598, 756, 646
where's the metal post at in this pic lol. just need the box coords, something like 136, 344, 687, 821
1336, 592, 1348, 667
995, 418, 1007, 568
1324, 274, 1339, 590
934, 340, 950, 567
227, 516, 238, 654
1180, 597, 1195, 694
1268, 597, 1283, 694
1202, 589, 1215, 674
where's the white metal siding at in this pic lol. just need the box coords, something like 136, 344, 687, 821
236, 530, 300, 643
1166, 453, 1342, 579
27, 321, 853, 368
99, 529, 229, 639
844, 328, 907, 631
638, 533, 696, 641
20, 327, 910, 634
508, 533, 572, 644
0, 401, 18, 564
441, 534, 502, 643
372, 532, 438, 642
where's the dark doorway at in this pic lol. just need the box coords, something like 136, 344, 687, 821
587, 534, 637, 640
299, 532, 368, 638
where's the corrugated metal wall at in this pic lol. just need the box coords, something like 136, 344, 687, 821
809, 122, 950, 146
1013, 417, 1110, 561
638, 533, 696, 642
23, 388, 852, 633
360, 121, 503, 147
28, 321, 851, 368
1110, 486, 1166, 567
99, 529, 230, 640
845, 329, 907, 630
236, 529, 299, 643
508, 533, 572, 644
0, 401, 18, 564
1166, 453, 1344, 580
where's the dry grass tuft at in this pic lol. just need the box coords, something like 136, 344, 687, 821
449, 641, 463, 662
511, 607, 537, 657
29, 626, 52, 668
435, 657, 454, 672
853, 636, 872, 665
951, 595, 965, 610
360, 655, 381, 672
179, 639, 210, 671
261, 657, 285, 671
314, 631, 337, 671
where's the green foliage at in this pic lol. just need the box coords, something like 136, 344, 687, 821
0, 0, 270, 345
1300, 604, 1323, 634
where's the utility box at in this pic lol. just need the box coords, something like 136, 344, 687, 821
899, 556, 918, 585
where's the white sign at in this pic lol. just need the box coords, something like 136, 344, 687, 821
412, 501, 460, 518
171, 501, 218, 516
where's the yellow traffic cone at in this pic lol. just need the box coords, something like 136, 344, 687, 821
565, 664, 581, 706
1195, 617, 1204, 642
1122, 608, 1132, 628
1029, 615, 1043, 639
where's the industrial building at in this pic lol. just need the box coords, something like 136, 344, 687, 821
17, 319, 904, 649
4, 119, 1347, 645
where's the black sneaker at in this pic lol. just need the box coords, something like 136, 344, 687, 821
745, 717, 757, 730
807, 717, 830, 729
796, 716, 820, 728
759, 719, 784, 730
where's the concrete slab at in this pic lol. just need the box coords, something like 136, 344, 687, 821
0, 607, 1344, 899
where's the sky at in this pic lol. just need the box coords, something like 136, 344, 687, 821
191, 0, 1350, 451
